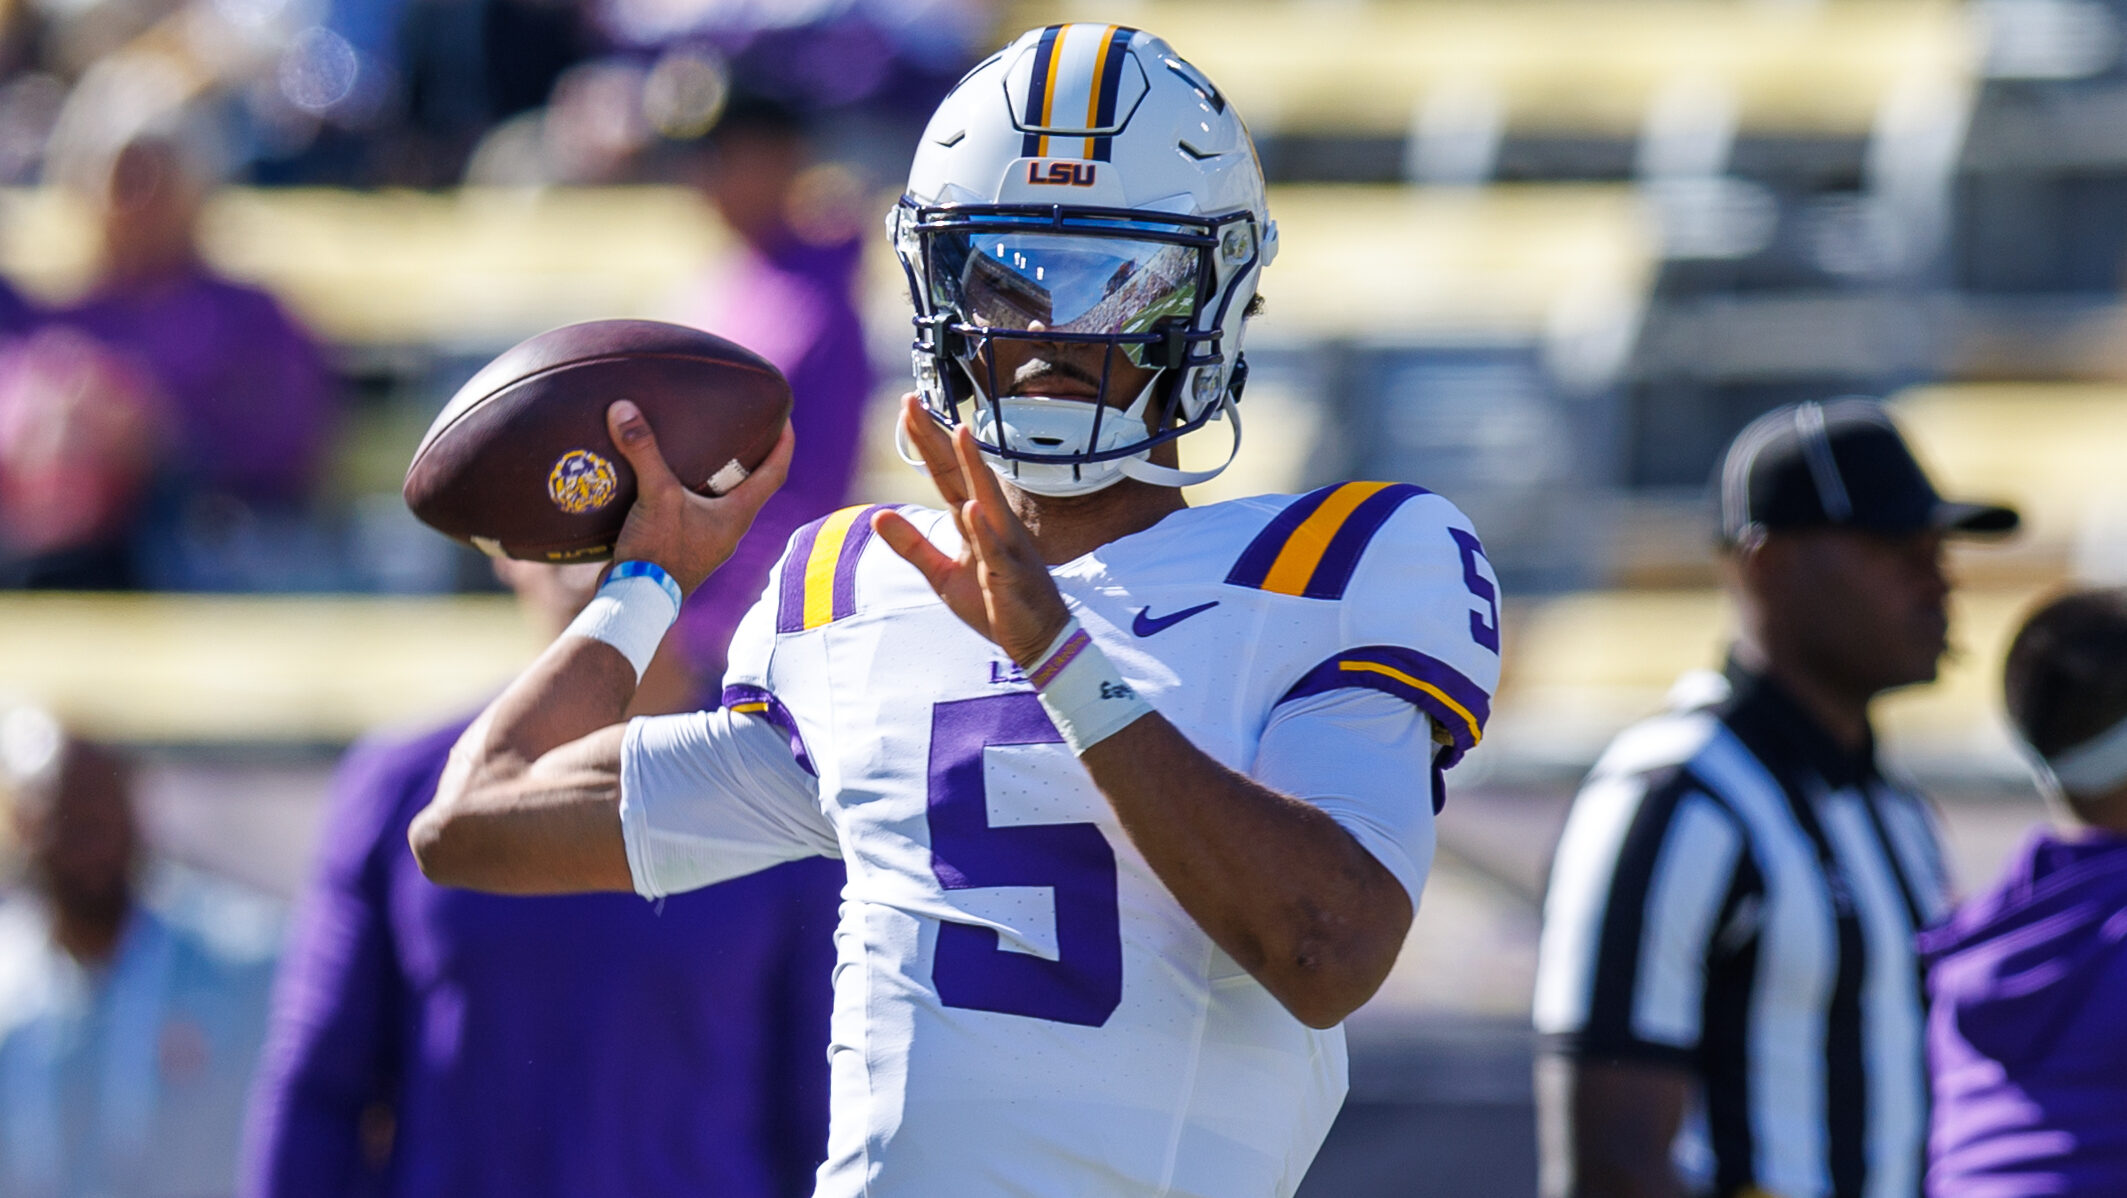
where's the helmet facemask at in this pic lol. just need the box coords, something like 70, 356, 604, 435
895, 201, 1262, 496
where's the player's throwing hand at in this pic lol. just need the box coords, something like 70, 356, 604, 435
606, 399, 794, 596
873, 393, 1071, 667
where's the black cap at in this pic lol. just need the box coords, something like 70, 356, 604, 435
1717, 398, 2020, 545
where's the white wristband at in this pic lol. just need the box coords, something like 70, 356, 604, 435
1025, 618, 1152, 754
565, 561, 683, 680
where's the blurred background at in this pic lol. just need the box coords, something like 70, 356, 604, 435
0, 0, 2120, 1192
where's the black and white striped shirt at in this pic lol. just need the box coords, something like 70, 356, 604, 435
1533, 660, 1951, 1198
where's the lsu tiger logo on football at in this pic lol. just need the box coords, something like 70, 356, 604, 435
548, 449, 618, 514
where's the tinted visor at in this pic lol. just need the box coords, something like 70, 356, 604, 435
928, 229, 1203, 367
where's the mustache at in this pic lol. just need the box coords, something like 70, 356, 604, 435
1006, 358, 1104, 392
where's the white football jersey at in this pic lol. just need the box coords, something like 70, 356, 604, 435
619, 482, 1502, 1198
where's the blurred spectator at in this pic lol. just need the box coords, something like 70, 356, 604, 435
0, 704, 279, 1197
0, 73, 50, 315
378, 0, 603, 186
1921, 587, 2127, 1196
240, 557, 839, 1198
1533, 400, 2018, 1198
53, 117, 339, 588
461, 55, 653, 187
667, 94, 872, 681
593, 0, 983, 128
0, 277, 36, 336
0, 325, 164, 587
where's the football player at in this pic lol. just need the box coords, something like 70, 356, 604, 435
412, 24, 1503, 1198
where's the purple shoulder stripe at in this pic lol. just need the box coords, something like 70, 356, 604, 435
830, 505, 889, 623
775, 519, 827, 634
1225, 483, 1431, 599
1302, 483, 1430, 600
721, 684, 816, 777
1225, 485, 1338, 589
776, 505, 895, 634
1278, 644, 1490, 769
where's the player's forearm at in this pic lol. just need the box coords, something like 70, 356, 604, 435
1551, 1145, 1689, 1198
1080, 715, 1413, 1028
409, 638, 636, 893
1536, 1057, 1692, 1198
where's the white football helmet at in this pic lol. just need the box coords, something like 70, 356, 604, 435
889, 24, 1277, 496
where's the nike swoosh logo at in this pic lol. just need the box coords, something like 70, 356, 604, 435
1132, 601, 1220, 637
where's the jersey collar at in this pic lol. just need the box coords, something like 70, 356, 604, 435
1717, 654, 1881, 792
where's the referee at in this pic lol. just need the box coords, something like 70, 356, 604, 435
1532, 399, 2018, 1198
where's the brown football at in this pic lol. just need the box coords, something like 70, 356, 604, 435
403, 319, 791, 563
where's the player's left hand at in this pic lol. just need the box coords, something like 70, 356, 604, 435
874, 394, 1071, 667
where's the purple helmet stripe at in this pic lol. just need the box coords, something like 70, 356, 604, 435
1020, 25, 1063, 158
1089, 26, 1135, 161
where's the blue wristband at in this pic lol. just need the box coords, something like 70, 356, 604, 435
608, 560, 683, 609
565, 560, 684, 680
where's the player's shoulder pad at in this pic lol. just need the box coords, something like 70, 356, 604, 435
766, 503, 935, 634
1256, 483, 1502, 768
1222, 481, 1440, 600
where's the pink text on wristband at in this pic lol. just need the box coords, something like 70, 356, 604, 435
1027, 628, 1092, 691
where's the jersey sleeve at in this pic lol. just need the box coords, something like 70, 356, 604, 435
1531, 770, 1751, 1063
1251, 487, 1502, 788
1251, 687, 1439, 908
619, 509, 877, 899
618, 708, 836, 900
720, 526, 791, 689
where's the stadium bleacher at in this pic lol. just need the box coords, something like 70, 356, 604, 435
1005, 0, 1972, 141
0, 0, 2094, 781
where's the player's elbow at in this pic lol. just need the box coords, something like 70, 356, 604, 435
1270, 908, 1410, 1029
408, 791, 471, 886
1284, 989, 1363, 1031
408, 736, 523, 889
407, 767, 510, 890
1276, 960, 1392, 1029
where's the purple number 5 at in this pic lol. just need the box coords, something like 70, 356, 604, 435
1450, 527, 1501, 653
927, 693, 1122, 1027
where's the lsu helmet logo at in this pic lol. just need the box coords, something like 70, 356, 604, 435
1026, 161, 1098, 187
548, 449, 618, 514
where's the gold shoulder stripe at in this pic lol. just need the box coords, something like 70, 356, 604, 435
1258, 482, 1396, 596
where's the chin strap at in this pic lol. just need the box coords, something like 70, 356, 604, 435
898, 382, 1243, 494
894, 412, 929, 473
1117, 392, 1242, 489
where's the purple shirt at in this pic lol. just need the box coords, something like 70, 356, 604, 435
61, 268, 335, 506
1920, 829, 2127, 1197
0, 278, 37, 337
240, 716, 841, 1198
673, 230, 871, 676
